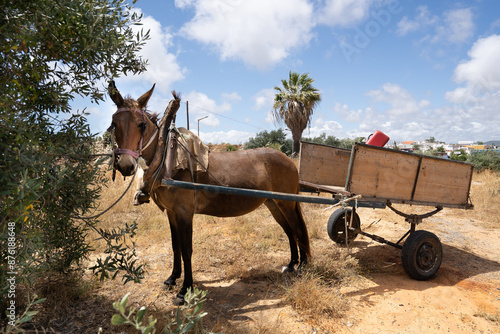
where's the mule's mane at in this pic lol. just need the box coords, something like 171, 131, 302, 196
123, 96, 159, 125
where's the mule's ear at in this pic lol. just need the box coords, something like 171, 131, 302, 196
108, 80, 124, 106
137, 84, 156, 109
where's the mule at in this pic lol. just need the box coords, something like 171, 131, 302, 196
108, 83, 310, 301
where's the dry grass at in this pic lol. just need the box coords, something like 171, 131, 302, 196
70, 169, 361, 333
280, 247, 358, 319
460, 170, 500, 227
474, 309, 500, 324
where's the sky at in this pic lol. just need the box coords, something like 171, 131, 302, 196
79, 0, 500, 145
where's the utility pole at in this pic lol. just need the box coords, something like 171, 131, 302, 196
186, 101, 189, 130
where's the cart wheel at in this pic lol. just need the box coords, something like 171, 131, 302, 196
327, 208, 360, 244
401, 230, 442, 280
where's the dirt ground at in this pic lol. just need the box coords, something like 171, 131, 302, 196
25, 177, 500, 334
334, 207, 500, 334
48, 202, 497, 334
191, 205, 500, 334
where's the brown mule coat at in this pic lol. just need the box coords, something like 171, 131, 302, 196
108, 83, 310, 299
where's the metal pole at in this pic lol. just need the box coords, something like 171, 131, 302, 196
162, 179, 362, 205
197, 116, 208, 136
186, 101, 189, 130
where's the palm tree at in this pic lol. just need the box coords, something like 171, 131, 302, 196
273, 71, 321, 156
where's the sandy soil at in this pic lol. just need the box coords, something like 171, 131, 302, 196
195, 206, 500, 333
335, 207, 500, 334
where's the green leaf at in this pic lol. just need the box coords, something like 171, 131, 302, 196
111, 314, 127, 325
119, 293, 129, 314
32, 298, 47, 305
18, 311, 39, 323
136, 306, 147, 323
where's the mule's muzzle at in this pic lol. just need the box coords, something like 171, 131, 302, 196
115, 154, 137, 176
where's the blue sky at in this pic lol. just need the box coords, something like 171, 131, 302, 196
80, 0, 500, 144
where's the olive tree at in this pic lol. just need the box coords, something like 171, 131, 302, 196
0, 0, 149, 316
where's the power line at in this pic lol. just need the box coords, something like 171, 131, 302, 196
182, 101, 265, 131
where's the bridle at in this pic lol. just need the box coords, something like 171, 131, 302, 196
111, 107, 158, 161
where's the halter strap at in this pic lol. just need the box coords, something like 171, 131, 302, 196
113, 107, 155, 160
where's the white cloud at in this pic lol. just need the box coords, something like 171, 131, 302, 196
176, 0, 314, 69
435, 8, 474, 44
396, 7, 474, 45
396, 6, 437, 36
200, 129, 254, 144
317, 0, 373, 28
221, 92, 242, 102
452, 35, 500, 92
329, 69, 499, 143
333, 103, 364, 123
306, 119, 346, 138
252, 88, 275, 110
366, 83, 425, 117
123, 10, 185, 94
184, 91, 233, 127
444, 35, 500, 141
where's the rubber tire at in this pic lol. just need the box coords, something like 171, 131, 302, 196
401, 230, 442, 280
327, 208, 360, 244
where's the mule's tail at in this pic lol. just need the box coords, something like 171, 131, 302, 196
295, 201, 311, 258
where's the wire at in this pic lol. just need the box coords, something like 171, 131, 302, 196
183, 101, 265, 131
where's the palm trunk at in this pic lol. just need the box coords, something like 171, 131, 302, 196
291, 129, 302, 157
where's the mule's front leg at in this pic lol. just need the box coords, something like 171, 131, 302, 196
176, 217, 194, 303
165, 212, 182, 287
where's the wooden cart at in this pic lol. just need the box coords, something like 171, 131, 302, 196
162, 140, 474, 281
299, 141, 474, 280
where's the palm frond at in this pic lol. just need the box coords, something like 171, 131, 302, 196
272, 71, 321, 130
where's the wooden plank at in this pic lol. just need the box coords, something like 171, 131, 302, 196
298, 141, 350, 188
347, 144, 420, 201
347, 144, 474, 207
413, 157, 473, 205
299, 180, 351, 195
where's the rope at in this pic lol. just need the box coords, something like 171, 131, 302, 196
72, 164, 137, 220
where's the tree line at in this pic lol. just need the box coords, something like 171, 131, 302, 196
244, 129, 365, 156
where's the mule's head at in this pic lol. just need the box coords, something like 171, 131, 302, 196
108, 81, 155, 177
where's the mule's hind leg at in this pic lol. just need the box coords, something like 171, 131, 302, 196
264, 199, 299, 273
273, 200, 310, 269
164, 211, 182, 287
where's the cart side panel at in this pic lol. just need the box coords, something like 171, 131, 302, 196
413, 157, 474, 205
299, 141, 351, 188
347, 144, 420, 201
347, 143, 474, 207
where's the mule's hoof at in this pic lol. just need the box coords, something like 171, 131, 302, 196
164, 278, 177, 287
281, 266, 295, 274
174, 293, 185, 306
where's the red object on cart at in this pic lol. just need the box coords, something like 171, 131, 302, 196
366, 130, 389, 147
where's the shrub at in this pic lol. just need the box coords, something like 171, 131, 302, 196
245, 129, 293, 155
468, 150, 500, 171
1, 0, 149, 326
302, 133, 365, 150
111, 288, 213, 334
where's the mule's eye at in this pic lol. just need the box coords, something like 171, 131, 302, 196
139, 122, 146, 131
